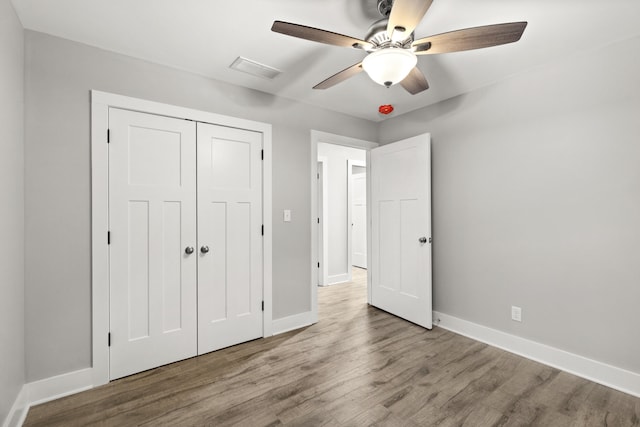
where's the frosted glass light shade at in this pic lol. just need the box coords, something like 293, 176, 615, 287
362, 48, 417, 87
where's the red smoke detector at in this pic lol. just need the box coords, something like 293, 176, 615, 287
378, 104, 394, 115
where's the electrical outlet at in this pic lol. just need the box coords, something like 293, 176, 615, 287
511, 306, 522, 322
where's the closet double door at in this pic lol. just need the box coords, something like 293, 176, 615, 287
108, 108, 263, 379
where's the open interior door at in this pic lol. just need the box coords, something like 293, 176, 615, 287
369, 133, 432, 328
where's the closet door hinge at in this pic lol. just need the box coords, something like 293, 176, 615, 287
261, 150, 264, 160
261, 225, 264, 236
261, 301, 264, 311
107, 231, 111, 245
108, 332, 111, 347
318, 262, 320, 268
317, 218, 320, 224
107, 129, 110, 143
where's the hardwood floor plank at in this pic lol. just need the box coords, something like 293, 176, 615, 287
24, 267, 640, 426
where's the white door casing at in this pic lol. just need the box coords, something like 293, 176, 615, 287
197, 122, 263, 354
108, 108, 198, 379
370, 133, 432, 329
351, 168, 367, 269
317, 159, 326, 286
310, 131, 377, 323
92, 91, 272, 386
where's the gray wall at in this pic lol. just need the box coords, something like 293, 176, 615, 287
0, 0, 25, 421
379, 35, 640, 374
24, 30, 377, 382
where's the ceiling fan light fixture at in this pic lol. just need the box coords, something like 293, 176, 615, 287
362, 48, 417, 87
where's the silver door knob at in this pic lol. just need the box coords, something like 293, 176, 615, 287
200, 245, 210, 254
185, 246, 194, 254
418, 237, 428, 244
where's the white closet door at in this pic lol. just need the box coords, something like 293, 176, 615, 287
197, 122, 263, 355
370, 133, 432, 329
109, 108, 197, 380
352, 172, 367, 269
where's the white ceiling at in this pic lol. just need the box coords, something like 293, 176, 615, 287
11, 0, 640, 122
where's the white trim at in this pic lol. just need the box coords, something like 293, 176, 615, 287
90, 97, 109, 386
272, 311, 314, 335
2, 369, 94, 427
326, 273, 351, 286
91, 90, 273, 385
3, 386, 28, 427
434, 311, 640, 398
317, 156, 328, 287
366, 150, 372, 305
26, 368, 94, 407
311, 131, 377, 323
262, 123, 273, 338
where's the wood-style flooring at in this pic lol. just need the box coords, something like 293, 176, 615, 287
25, 268, 640, 426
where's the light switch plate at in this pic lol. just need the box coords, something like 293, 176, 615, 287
283, 209, 291, 222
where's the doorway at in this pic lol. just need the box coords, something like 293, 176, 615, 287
310, 131, 378, 322
317, 143, 366, 286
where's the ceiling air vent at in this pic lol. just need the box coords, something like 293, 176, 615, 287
229, 57, 282, 80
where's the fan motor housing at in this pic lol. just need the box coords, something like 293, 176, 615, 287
365, 18, 414, 50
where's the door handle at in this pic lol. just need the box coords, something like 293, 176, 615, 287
418, 237, 428, 244
185, 246, 194, 255
200, 245, 210, 254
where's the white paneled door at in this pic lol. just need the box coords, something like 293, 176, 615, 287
351, 171, 367, 269
109, 109, 264, 379
370, 134, 432, 329
109, 109, 198, 379
196, 123, 263, 355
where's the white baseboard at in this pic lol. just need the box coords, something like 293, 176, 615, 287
2, 368, 94, 427
324, 273, 350, 286
272, 311, 314, 335
3, 386, 28, 427
26, 367, 93, 407
434, 311, 640, 398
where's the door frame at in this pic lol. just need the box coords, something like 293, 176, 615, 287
91, 91, 273, 386
317, 157, 328, 287
310, 131, 377, 322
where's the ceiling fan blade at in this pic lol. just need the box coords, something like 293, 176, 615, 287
387, 0, 434, 41
313, 62, 364, 90
400, 67, 429, 95
412, 22, 528, 55
272, 21, 373, 50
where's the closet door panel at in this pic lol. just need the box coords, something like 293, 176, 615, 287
109, 108, 197, 380
197, 123, 263, 355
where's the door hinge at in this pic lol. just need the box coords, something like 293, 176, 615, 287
317, 173, 319, 179
261, 225, 264, 236
107, 129, 110, 143
107, 231, 111, 245
318, 262, 320, 268
317, 218, 320, 224
108, 332, 111, 347
261, 301, 264, 311
261, 150, 264, 160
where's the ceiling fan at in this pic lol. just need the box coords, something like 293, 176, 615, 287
271, 0, 527, 95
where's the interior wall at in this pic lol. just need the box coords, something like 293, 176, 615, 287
23, 30, 377, 382
379, 35, 640, 374
317, 143, 366, 283
0, 0, 25, 421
